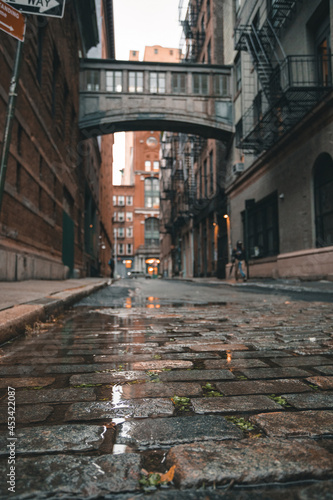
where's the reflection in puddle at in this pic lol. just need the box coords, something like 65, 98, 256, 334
227, 350, 232, 363
125, 297, 132, 309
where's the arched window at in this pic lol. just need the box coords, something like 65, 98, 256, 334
314, 153, 333, 247
145, 217, 160, 247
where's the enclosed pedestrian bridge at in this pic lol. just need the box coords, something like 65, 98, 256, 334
79, 59, 233, 141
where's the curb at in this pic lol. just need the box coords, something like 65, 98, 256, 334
0, 280, 108, 345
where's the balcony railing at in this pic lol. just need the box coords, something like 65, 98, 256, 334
237, 55, 333, 152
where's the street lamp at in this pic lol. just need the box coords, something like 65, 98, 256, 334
224, 214, 232, 263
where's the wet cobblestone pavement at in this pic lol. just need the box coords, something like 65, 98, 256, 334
0, 281, 333, 499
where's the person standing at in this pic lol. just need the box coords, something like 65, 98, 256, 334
108, 257, 115, 279
231, 241, 247, 281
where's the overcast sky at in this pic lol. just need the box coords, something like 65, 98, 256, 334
112, 0, 183, 183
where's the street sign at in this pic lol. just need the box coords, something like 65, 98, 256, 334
0, 0, 25, 41
4, 0, 66, 18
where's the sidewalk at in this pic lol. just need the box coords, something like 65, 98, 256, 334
0, 278, 108, 344
171, 276, 333, 295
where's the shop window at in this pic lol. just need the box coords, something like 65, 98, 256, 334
314, 153, 333, 247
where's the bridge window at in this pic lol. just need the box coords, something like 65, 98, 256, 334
150, 72, 166, 93
129, 71, 143, 92
145, 178, 160, 208
106, 71, 122, 92
86, 70, 100, 91
214, 74, 228, 96
193, 73, 209, 94
172, 73, 186, 93
145, 217, 160, 246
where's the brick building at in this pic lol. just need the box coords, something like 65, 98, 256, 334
225, 0, 333, 280
0, 1, 103, 280
160, 0, 229, 278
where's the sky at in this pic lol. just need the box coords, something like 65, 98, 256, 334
112, 0, 183, 184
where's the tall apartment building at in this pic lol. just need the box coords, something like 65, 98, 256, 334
0, 1, 105, 280
225, 0, 333, 280
160, 0, 230, 278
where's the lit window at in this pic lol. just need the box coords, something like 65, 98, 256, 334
126, 212, 133, 222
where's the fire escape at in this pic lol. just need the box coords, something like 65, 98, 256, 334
235, 0, 333, 153
179, 0, 205, 62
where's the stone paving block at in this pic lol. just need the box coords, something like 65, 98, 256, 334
0, 376, 55, 389
0, 404, 53, 424
0, 424, 105, 455
90, 354, 154, 362
294, 348, 333, 356
191, 395, 282, 413
162, 352, 221, 359
203, 359, 269, 369
121, 381, 202, 399
250, 410, 333, 438
70, 371, 149, 386
315, 365, 333, 375
0, 365, 37, 376
229, 350, 293, 358
13, 387, 96, 404
160, 369, 235, 382
0, 356, 85, 365
215, 379, 312, 396
65, 398, 174, 420
165, 438, 333, 488
273, 356, 332, 367
131, 360, 193, 370
190, 343, 249, 352
306, 376, 333, 390
282, 392, 333, 409
239, 367, 312, 379
0, 453, 141, 496
117, 415, 243, 448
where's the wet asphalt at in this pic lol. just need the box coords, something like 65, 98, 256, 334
0, 278, 332, 499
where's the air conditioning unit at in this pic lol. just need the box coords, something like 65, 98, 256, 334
232, 162, 244, 176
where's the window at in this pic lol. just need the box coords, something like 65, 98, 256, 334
243, 192, 279, 258
118, 227, 125, 238
118, 212, 125, 222
193, 73, 208, 94
145, 161, 151, 171
154, 48, 158, 54
126, 227, 133, 238
113, 195, 117, 205
129, 71, 143, 92
314, 153, 333, 247
127, 243, 133, 254
126, 212, 133, 222
172, 73, 186, 93
209, 151, 214, 194
126, 196, 133, 206
170, 50, 174, 55
86, 70, 99, 91
145, 177, 160, 208
235, 57, 242, 93
150, 72, 166, 93
153, 161, 159, 170
204, 159, 208, 198
106, 71, 122, 92
214, 74, 228, 96
235, 0, 241, 16
118, 243, 124, 255
145, 217, 159, 246
118, 196, 125, 206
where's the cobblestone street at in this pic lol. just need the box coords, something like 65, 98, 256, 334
0, 279, 333, 499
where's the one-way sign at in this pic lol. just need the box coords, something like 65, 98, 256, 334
4, 0, 66, 18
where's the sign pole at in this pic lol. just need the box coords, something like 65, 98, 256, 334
0, 22, 25, 213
